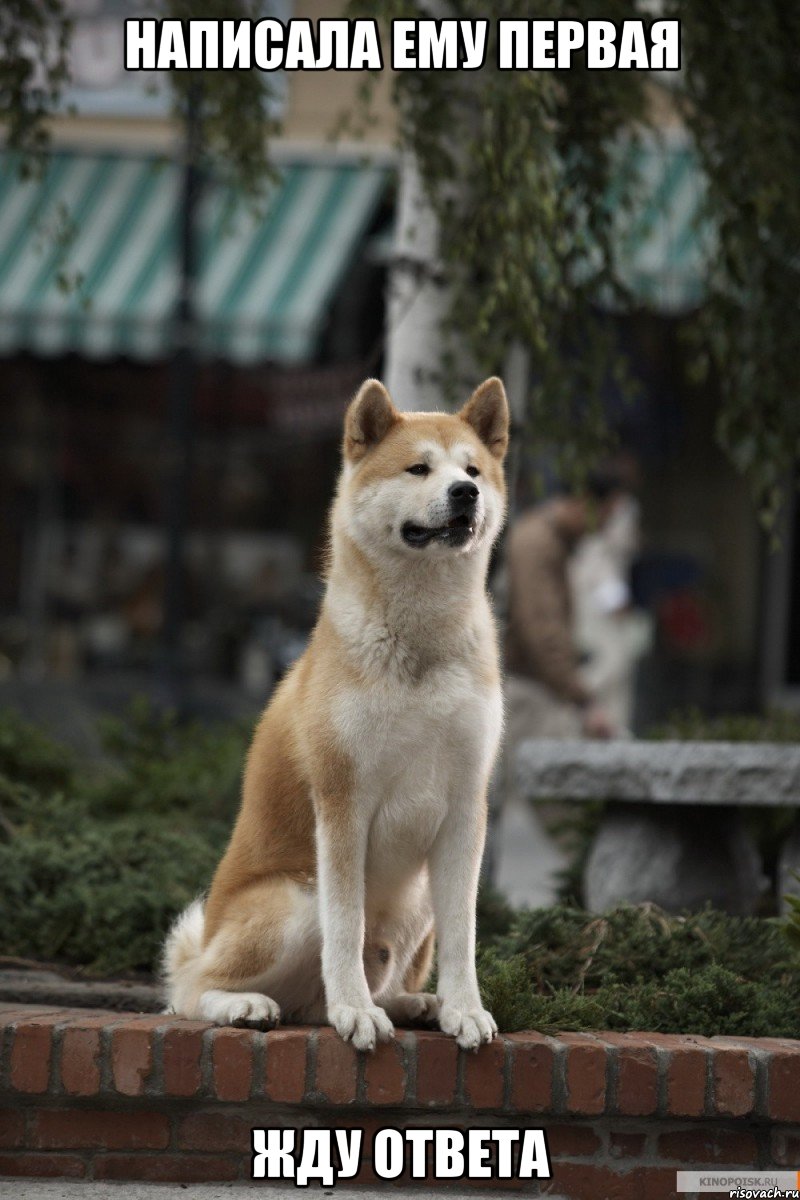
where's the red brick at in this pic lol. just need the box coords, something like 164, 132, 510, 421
602, 1034, 658, 1116
60, 1027, 103, 1097
508, 1033, 555, 1113
9, 1016, 63, 1093
658, 1127, 758, 1165
546, 1123, 602, 1157
609, 1131, 647, 1159
111, 1024, 157, 1096
464, 1036, 506, 1110
94, 1154, 239, 1183
31, 1109, 169, 1151
666, 1045, 708, 1117
363, 1035, 408, 1105
329, 1114, 388, 1145
177, 1111, 251, 1152
549, 1162, 639, 1200
460, 1178, 526, 1193
562, 1033, 606, 1116
0, 1106, 25, 1148
162, 1021, 207, 1097
712, 1047, 755, 1117
415, 1031, 458, 1106
771, 1129, 800, 1166
315, 1028, 358, 1104
769, 1048, 800, 1122
211, 1027, 254, 1102
0, 1006, 64, 1025
0, 1152, 86, 1178
349, 1159, 383, 1187
641, 1166, 682, 1200
264, 1029, 308, 1103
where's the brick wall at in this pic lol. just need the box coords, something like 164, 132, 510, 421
1, 1004, 799, 1197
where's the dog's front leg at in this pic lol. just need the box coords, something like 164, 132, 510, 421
316, 809, 394, 1051
428, 795, 497, 1050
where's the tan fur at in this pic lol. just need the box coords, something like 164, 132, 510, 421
163, 377, 509, 1050
403, 927, 436, 993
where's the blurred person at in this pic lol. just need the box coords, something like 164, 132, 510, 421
504, 468, 627, 743
570, 489, 653, 733
489, 469, 628, 908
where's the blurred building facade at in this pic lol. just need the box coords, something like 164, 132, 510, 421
0, 0, 398, 700
0, 5, 792, 725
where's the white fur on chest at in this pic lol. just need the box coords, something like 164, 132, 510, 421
332, 661, 502, 889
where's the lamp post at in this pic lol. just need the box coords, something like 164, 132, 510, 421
160, 83, 203, 714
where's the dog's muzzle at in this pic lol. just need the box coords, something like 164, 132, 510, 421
401, 482, 480, 548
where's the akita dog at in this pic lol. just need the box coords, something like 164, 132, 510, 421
163, 376, 509, 1051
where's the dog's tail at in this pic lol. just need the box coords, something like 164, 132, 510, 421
161, 898, 206, 1014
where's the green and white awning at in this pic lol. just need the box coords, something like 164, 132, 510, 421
610, 133, 712, 312
0, 151, 389, 363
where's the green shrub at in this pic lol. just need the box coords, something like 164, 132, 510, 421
89, 696, 248, 820
2, 704, 800, 1039
648, 707, 800, 743
0, 707, 74, 790
0, 701, 246, 975
475, 902, 800, 1037
0, 810, 226, 974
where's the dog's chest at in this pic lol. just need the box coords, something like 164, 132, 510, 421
332, 660, 501, 877
335, 659, 495, 777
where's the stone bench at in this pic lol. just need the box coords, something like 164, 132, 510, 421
516, 740, 800, 914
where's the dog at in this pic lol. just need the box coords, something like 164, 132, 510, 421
163, 376, 509, 1051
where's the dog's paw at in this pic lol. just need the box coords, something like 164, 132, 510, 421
384, 992, 440, 1025
438, 1002, 497, 1050
329, 1003, 394, 1051
199, 989, 281, 1029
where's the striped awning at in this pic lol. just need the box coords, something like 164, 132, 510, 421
0, 151, 389, 363
610, 133, 712, 313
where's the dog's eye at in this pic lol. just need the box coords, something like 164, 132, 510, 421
466, 465, 480, 478
406, 463, 430, 476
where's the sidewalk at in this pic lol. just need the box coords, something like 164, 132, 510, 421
2, 1184, 558, 1200
493, 795, 567, 909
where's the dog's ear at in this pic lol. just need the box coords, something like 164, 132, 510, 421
344, 379, 400, 462
459, 377, 509, 460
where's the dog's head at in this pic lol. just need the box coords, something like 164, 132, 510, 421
336, 377, 509, 562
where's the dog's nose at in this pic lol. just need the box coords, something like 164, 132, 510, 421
448, 480, 479, 508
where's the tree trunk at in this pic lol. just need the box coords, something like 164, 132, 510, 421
383, 152, 451, 412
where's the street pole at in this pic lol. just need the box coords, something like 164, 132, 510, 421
160, 83, 203, 714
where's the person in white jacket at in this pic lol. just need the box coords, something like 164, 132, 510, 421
570, 492, 652, 734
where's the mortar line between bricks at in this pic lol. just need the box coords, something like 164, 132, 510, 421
251, 1030, 266, 1102
752, 1046, 770, 1120
703, 1046, 714, 1117
100, 1012, 139, 1099
161, 1028, 178, 1153
355, 1039, 366, 1105
501, 1037, 512, 1113
148, 1024, 167, 1100
654, 1045, 669, 1116
98, 1025, 115, 1094
643, 1121, 658, 1165
550, 1040, 567, 1115
304, 1029, 318, 1102
165, 1106, 178, 1154
454, 1045, 466, 1108
200, 1027, 215, 1100
0, 1022, 12, 1091
49, 1021, 67, 1096
756, 1119, 772, 1170
605, 1043, 619, 1116
404, 1031, 417, 1107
